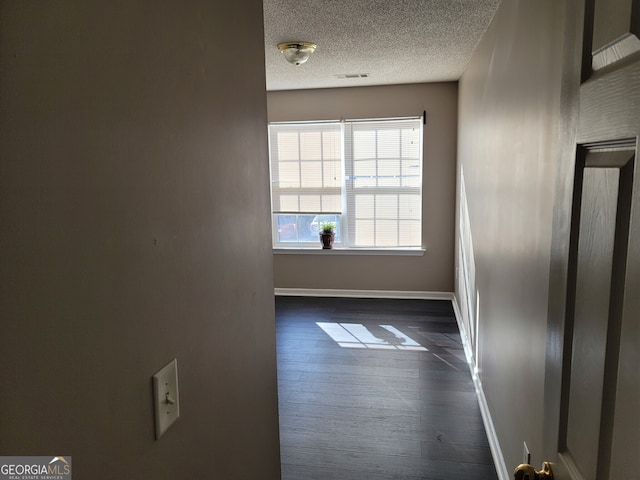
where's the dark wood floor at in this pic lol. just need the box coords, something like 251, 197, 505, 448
275, 296, 498, 480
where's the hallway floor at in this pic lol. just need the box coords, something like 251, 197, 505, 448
275, 296, 498, 480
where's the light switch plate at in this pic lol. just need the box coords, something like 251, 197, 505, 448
153, 359, 180, 439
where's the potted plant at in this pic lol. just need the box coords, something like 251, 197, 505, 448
318, 221, 336, 249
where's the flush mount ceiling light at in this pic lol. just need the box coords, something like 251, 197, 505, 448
277, 42, 317, 66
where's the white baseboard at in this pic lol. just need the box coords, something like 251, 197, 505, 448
451, 295, 509, 480
274, 288, 454, 301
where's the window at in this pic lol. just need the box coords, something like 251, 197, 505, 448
269, 117, 422, 249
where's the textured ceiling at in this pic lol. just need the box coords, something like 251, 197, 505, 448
263, 0, 501, 91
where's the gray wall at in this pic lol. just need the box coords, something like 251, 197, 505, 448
456, 0, 565, 471
0, 2, 280, 479
268, 83, 457, 293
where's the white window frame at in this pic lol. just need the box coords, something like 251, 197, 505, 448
269, 117, 423, 252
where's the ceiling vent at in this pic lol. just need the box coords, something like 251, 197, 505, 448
334, 73, 370, 79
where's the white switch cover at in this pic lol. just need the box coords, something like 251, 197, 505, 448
153, 359, 180, 439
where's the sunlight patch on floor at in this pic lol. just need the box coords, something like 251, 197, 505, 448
316, 322, 428, 351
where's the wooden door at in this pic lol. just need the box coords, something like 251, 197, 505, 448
544, 1, 640, 479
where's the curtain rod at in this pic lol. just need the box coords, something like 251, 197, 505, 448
269, 114, 425, 126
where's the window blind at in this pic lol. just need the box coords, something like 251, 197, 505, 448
344, 118, 422, 247
269, 122, 342, 215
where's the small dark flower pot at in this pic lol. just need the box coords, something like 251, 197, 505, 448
319, 232, 335, 249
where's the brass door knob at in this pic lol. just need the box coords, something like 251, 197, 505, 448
514, 462, 553, 480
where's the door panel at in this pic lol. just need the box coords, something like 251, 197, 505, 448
608, 158, 640, 480
591, 0, 640, 70
564, 167, 619, 480
558, 149, 636, 480
592, 0, 634, 48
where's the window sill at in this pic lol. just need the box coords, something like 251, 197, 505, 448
273, 247, 426, 256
